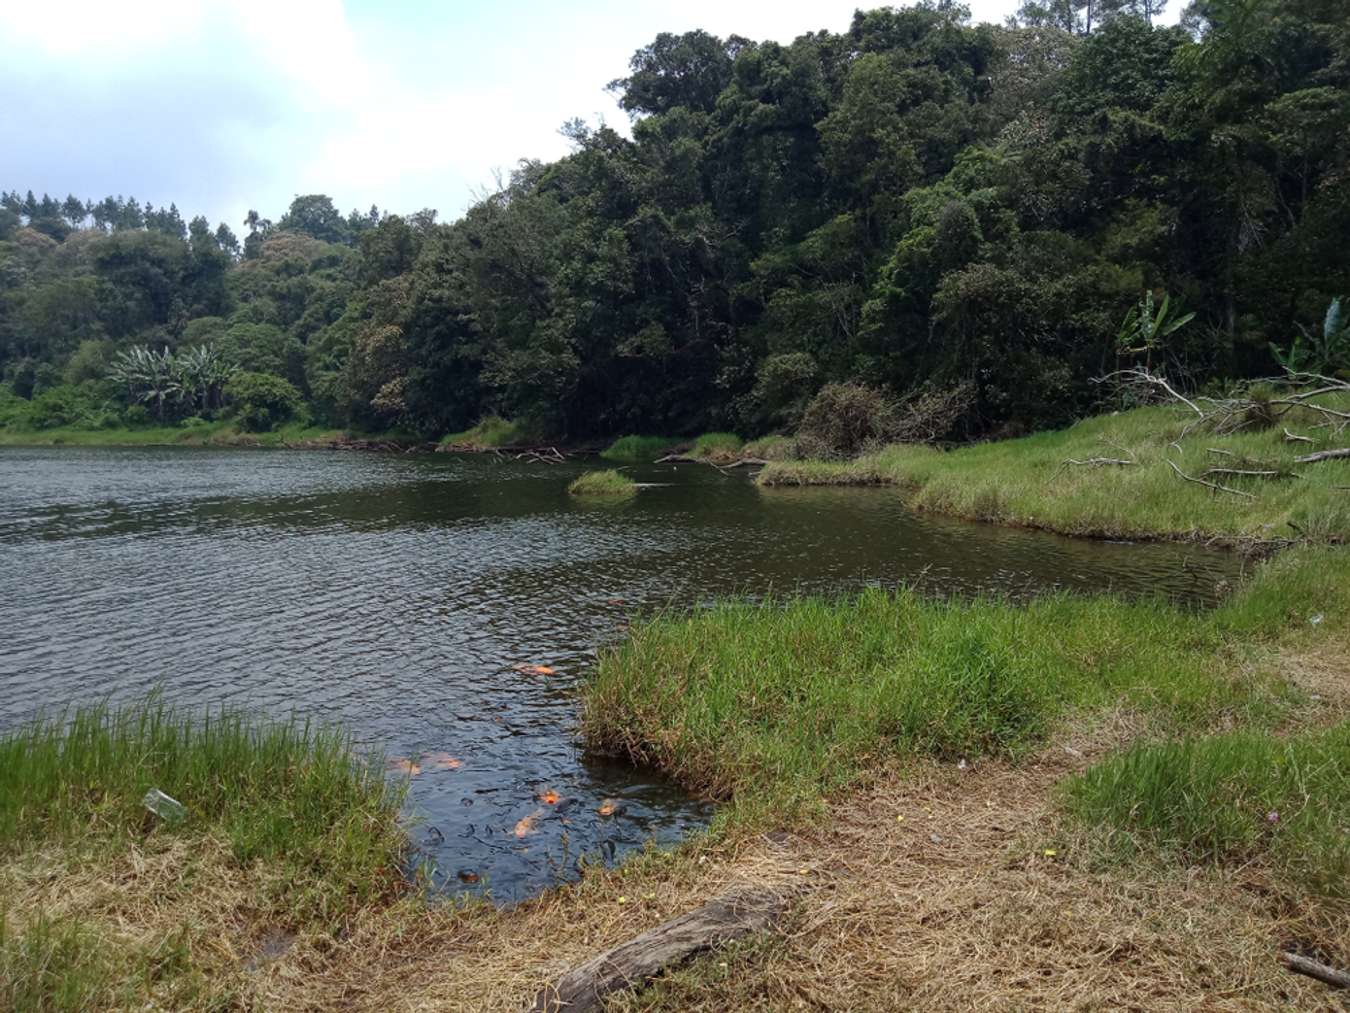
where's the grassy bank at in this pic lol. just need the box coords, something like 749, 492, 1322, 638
568, 468, 638, 498
757, 402, 1350, 544
439, 415, 528, 449
583, 546, 1350, 822
0, 700, 407, 1009
0, 420, 357, 449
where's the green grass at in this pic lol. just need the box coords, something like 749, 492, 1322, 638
582, 546, 1350, 825
0, 699, 406, 917
1064, 722, 1350, 897
439, 416, 527, 449
0, 421, 351, 448
568, 469, 638, 498
600, 435, 682, 461
757, 400, 1350, 544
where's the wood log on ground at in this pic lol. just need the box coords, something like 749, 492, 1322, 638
1281, 951, 1350, 989
526, 886, 790, 1012
1294, 448, 1350, 464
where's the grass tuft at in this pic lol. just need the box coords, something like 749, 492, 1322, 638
0, 699, 407, 918
600, 435, 681, 461
1064, 722, 1350, 897
568, 469, 638, 498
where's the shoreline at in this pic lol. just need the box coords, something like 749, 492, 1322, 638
3, 409, 1349, 1006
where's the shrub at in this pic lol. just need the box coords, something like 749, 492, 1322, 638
224, 371, 304, 432
795, 382, 898, 459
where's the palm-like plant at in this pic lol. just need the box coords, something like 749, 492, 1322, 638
176, 344, 237, 413
108, 345, 182, 421
1116, 291, 1197, 368
1271, 297, 1349, 375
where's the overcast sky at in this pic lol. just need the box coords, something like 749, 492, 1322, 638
0, 1, 1174, 232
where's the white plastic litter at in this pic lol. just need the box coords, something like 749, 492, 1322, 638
142, 788, 187, 823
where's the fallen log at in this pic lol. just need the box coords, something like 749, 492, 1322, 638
1281, 951, 1350, 990
526, 886, 789, 1012
1294, 448, 1350, 464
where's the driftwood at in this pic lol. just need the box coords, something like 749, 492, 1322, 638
526, 887, 790, 1012
1294, 448, 1350, 464
1281, 951, 1350, 990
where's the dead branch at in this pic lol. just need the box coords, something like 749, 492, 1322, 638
1283, 427, 1314, 443
1294, 448, 1350, 464
1206, 448, 1236, 458
1201, 468, 1291, 480
1166, 459, 1255, 499
1281, 951, 1350, 990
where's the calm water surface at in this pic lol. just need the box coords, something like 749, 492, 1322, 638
0, 447, 1245, 900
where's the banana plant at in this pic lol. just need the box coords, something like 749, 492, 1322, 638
176, 344, 237, 413
1116, 291, 1196, 367
1271, 297, 1349, 375
108, 345, 182, 421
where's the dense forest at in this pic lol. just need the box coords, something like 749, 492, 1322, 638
2, 0, 1347, 443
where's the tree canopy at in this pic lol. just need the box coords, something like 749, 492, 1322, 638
2, 0, 1347, 438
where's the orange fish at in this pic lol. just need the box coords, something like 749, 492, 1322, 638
538, 789, 561, 805
423, 751, 463, 771
514, 808, 544, 838
596, 799, 620, 817
386, 757, 421, 777
512, 663, 557, 676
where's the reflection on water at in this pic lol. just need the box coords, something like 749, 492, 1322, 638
0, 447, 1243, 901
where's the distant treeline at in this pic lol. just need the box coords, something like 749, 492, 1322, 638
2, 0, 1347, 439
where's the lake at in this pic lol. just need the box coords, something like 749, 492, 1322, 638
0, 446, 1245, 900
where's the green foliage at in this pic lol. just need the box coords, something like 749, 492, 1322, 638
223, 371, 304, 432
1065, 723, 1350, 897
3, 1, 1349, 440
1116, 290, 1196, 359
567, 469, 639, 498
1271, 297, 1350, 374
600, 435, 682, 461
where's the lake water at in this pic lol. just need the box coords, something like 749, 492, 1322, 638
0, 446, 1245, 900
